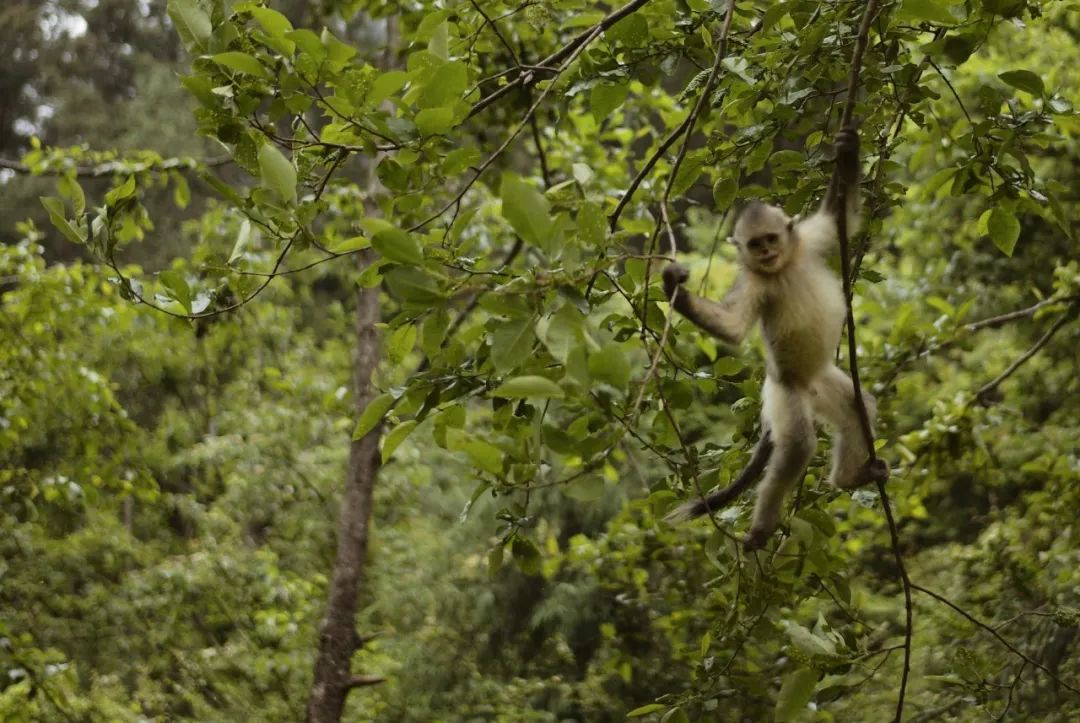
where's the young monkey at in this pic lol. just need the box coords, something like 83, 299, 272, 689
663, 127, 887, 550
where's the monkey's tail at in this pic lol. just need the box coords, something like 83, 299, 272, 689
664, 431, 774, 524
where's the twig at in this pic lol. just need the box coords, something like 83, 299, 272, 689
468, 0, 521, 65
106, 236, 295, 320
974, 306, 1074, 402
995, 662, 1026, 721
409, 22, 605, 233
345, 675, 385, 689
0, 154, 231, 177
911, 583, 1080, 695
966, 297, 1069, 332
629, 203, 681, 421
465, 0, 655, 120
608, 2, 738, 234
833, 3, 914, 721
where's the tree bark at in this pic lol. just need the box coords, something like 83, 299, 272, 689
306, 253, 383, 723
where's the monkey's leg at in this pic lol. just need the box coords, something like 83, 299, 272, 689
810, 365, 884, 489
745, 379, 815, 551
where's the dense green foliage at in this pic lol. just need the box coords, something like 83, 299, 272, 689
1, 0, 1078, 720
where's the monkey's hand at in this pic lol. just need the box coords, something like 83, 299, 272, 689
853, 458, 889, 488
834, 126, 860, 184
662, 263, 690, 302
835, 126, 859, 152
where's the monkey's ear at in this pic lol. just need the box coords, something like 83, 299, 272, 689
787, 214, 800, 230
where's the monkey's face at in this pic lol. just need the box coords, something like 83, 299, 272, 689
732, 203, 795, 274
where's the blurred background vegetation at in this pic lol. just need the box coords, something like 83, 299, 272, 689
1, 1, 1077, 721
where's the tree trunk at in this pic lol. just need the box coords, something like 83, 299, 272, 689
306, 254, 383, 722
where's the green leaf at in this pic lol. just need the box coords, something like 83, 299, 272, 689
998, 70, 1045, 97
588, 342, 632, 390
590, 82, 629, 122
159, 270, 192, 313
562, 475, 605, 502
381, 420, 417, 463
384, 267, 443, 304
167, 0, 212, 52
353, 393, 394, 439
490, 317, 536, 373
229, 219, 252, 263
536, 305, 583, 364
328, 235, 369, 254
249, 7, 294, 38
419, 61, 468, 108
447, 430, 504, 475
104, 176, 137, 206
370, 226, 424, 266
487, 544, 504, 579
775, 668, 818, 722
897, 0, 959, 24
492, 376, 565, 400
257, 144, 297, 205
441, 146, 481, 176
415, 106, 456, 135
712, 177, 736, 211
987, 207, 1020, 256
39, 197, 85, 245
576, 202, 607, 248
370, 71, 408, 105
387, 324, 417, 364
211, 52, 271, 79
627, 704, 666, 717
500, 173, 553, 248
670, 151, 706, 197
511, 537, 542, 576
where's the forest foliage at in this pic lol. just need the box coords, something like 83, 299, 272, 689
1, 0, 1078, 720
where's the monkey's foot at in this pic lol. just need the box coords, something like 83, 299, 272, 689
853, 458, 890, 488
742, 525, 773, 552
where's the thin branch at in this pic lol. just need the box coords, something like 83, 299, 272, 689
839, 1, 881, 130
529, 109, 552, 187
877, 479, 914, 722
345, 675, 385, 689
107, 236, 295, 320
834, 4, 914, 722
465, 0, 655, 120
966, 297, 1070, 332
661, 3, 737, 209
607, 2, 739, 234
975, 305, 1074, 402
0, 155, 230, 177
995, 662, 1026, 721
912, 583, 1080, 695
629, 204, 680, 421
468, 0, 521, 66
409, 22, 605, 233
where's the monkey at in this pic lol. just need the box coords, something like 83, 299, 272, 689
663, 127, 887, 551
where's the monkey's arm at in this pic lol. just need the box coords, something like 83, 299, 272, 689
801, 127, 861, 254
663, 264, 759, 345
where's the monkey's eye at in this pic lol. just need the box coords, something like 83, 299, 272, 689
749, 234, 778, 250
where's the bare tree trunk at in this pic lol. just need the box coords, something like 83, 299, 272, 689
306, 252, 384, 722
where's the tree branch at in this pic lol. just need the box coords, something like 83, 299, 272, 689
345, 675, 385, 689
966, 297, 1070, 332
0, 155, 230, 177
409, 21, 605, 233
912, 583, 1080, 695
465, 0, 655, 120
833, 4, 914, 722
608, 4, 738, 232
975, 304, 1075, 403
